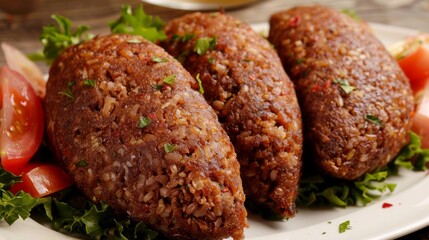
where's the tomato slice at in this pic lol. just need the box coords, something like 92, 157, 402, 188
398, 45, 429, 95
1, 43, 46, 98
10, 163, 73, 198
412, 87, 429, 148
0, 66, 44, 174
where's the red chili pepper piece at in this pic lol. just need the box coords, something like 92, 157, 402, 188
382, 202, 393, 208
148, 112, 156, 120
324, 80, 331, 91
289, 16, 301, 27
311, 84, 322, 92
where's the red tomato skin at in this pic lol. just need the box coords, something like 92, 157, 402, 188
0, 66, 44, 175
398, 45, 429, 95
10, 163, 73, 198
412, 89, 429, 149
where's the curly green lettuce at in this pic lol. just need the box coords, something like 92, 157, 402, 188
0, 168, 157, 240
297, 131, 429, 207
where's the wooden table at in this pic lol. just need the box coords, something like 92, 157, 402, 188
0, 0, 428, 239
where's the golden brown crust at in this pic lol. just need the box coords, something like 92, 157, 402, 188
45, 34, 247, 239
269, 6, 414, 179
162, 12, 303, 218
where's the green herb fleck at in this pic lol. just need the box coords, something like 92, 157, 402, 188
171, 33, 195, 43
162, 75, 176, 85
296, 58, 305, 64
151, 56, 168, 63
208, 57, 215, 64
58, 81, 75, 100
152, 84, 164, 91
127, 39, 142, 44
341, 9, 361, 22
365, 115, 383, 127
164, 143, 177, 153
195, 74, 205, 94
339, 220, 351, 233
182, 33, 195, 42
333, 79, 356, 94
177, 49, 190, 64
152, 75, 176, 90
83, 79, 96, 87
139, 116, 151, 128
194, 36, 217, 55
75, 160, 88, 167
109, 5, 166, 42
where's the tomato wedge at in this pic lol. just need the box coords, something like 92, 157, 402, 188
390, 34, 429, 95
398, 45, 429, 95
412, 87, 429, 148
10, 163, 73, 198
1, 43, 46, 98
0, 66, 44, 175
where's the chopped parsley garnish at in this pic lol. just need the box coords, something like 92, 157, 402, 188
164, 143, 177, 153
339, 220, 351, 233
75, 160, 88, 167
365, 115, 383, 127
58, 81, 75, 100
83, 79, 96, 87
139, 116, 151, 128
194, 36, 217, 55
109, 5, 166, 42
208, 57, 215, 64
151, 56, 168, 63
195, 74, 205, 94
333, 79, 356, 94
162, 74, 176, 85
33, 15, 91, 63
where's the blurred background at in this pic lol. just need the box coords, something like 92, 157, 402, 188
0, 0, 428, 67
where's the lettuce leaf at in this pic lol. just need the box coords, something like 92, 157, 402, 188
0, 167, 157, 240
297, 131, 429, 207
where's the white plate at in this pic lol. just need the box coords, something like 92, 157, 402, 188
140, 0, 261, 10
0, 23, 426, 240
